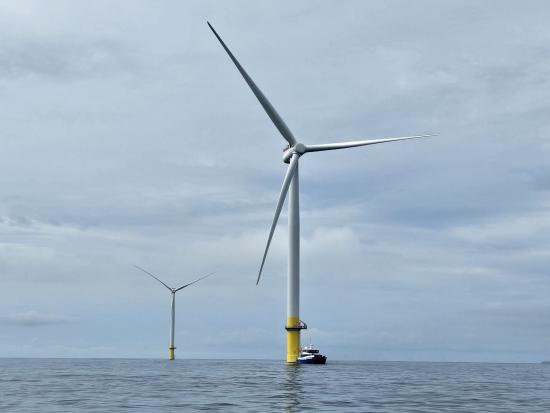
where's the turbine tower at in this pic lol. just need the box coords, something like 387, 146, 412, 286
134, 265, 216, 360
208, 22, 431, 363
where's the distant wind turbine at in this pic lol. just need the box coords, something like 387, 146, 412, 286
134, 265, 216, 360
208, 22, 433, 363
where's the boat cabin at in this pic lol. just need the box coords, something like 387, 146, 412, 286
302, 345, 320, 354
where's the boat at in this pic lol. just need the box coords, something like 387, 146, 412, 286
297, 344, 327, 364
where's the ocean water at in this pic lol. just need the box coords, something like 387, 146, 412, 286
1, 359, 549, 412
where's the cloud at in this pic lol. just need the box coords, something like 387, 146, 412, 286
0, 0, 549, 361
0, 37, 134, 80
0, 311, 78, 326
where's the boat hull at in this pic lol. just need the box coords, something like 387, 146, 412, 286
297, 355, 327, 364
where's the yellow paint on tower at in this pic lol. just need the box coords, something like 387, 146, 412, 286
286, 316, 301, 363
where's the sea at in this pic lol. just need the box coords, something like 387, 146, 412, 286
1, 359, 549, 412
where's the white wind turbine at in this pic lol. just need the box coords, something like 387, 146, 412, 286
134, 265, 216, 360
208, 22, 432, 363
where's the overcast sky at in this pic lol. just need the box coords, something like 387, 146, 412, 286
1, 0, 549, 362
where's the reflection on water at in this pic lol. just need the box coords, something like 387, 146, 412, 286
283, 364, 304, 412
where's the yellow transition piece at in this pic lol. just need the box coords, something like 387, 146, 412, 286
286, 316, 301, 363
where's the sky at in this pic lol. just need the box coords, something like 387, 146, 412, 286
1, 0, 549, 362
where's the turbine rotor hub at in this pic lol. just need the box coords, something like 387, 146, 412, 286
294, 142, 306, 154
282, 142, 306, 163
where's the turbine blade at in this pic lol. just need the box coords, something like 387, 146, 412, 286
207, 21, 297, 146
134, 265, 173, 291
175, 271, 218, 292
304, 134, 434, 153
257, 153, 299, 285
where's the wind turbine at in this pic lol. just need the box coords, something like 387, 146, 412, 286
134, 265, 216, 360
208, 22, 432, 363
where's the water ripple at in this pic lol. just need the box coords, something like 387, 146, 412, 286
0, 359, 549, 412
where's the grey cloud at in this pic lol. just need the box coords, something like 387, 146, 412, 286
469, 302, 550, 329
0, 311, 78, 326
0, 0, 549, 361
0, 37, 135, 80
